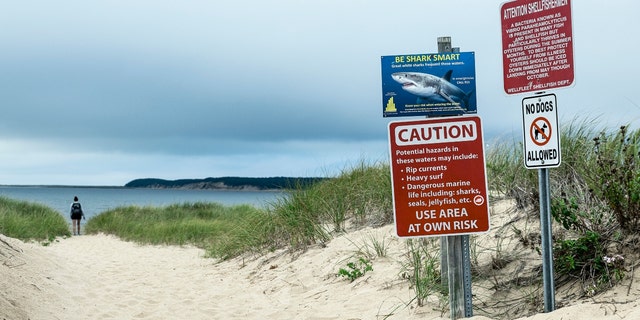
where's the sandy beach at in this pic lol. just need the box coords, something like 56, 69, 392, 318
2, 228, 428, 320
3, 201, 640, 319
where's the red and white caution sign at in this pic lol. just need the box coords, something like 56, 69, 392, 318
388, 116, 490, 238
522, 93, 561, 168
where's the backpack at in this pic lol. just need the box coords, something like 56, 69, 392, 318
71, 203, 83, 215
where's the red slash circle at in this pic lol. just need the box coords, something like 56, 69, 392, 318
529, 117, 552, 146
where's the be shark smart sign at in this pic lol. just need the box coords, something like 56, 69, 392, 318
388, 116, 490, 238
381, 52, 476, 117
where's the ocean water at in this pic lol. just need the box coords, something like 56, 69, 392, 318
0, 186, 285, 221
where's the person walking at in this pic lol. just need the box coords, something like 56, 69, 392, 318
70, 196, 85, 235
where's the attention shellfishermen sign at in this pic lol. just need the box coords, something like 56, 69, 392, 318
501, 0, 574, 94
388, 116, 490, 238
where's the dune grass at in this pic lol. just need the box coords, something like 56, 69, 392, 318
81, 160, 394, 260
0, 196, 71, 242
0, 160, 393, 260
263, 160, 393, 251
84, 202, 275, 259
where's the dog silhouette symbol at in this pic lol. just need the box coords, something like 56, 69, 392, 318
535, 123, 548, 140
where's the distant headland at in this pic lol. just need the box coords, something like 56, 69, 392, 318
124, 177, 328, 190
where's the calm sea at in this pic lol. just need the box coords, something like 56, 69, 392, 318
0, 186, 285, 221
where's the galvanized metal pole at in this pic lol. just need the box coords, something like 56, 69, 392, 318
462, 234, 473, 317
445, 234, 473, 319
538, 168, 556, 312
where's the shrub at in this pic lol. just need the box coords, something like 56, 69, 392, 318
551, 184, 623, 293
589, 125, 640, 232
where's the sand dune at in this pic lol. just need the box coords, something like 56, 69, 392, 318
3, 201, 640, 319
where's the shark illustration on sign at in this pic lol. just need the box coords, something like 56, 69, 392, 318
381, 52, 476, 117
391, 70, 474, 111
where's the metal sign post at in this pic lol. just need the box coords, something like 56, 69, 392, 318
502, 0, 574, 314
522, 92, 561, 312
539, 168, 555, 312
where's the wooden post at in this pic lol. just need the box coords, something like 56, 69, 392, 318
447, 235, 465, 317
438, 36, 451, 294
436, 36, 472, 320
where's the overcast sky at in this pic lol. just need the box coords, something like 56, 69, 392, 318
1, 0, 638, 186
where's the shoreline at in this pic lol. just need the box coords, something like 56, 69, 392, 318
0, 185, 285, 192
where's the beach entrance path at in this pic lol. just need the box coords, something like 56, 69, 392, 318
2, 228, 429, 320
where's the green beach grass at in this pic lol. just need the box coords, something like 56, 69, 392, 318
0, 196, 71, 243
0, 159, 394, 260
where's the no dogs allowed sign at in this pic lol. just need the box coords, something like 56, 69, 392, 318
522, 93, 561, 168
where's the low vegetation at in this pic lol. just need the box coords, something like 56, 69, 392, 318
487, 118, 634, 297
2, 117, 640, 319
84, 202, 275, 259
337, 257, 373, 282
0, 197, 70, 243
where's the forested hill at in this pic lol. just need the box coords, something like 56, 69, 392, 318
124, 177, 328, 190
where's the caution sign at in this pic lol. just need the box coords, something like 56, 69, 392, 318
522, 93, 561, 168
388, 116, 490, 238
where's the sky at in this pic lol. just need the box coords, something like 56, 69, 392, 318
1, 0, 639, 186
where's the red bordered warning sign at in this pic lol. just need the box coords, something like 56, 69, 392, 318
388, 116, 490, 238
522, 94, 561, 168
501, 0, 574, 94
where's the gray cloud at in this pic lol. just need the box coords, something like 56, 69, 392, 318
0, 0, 639, 185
